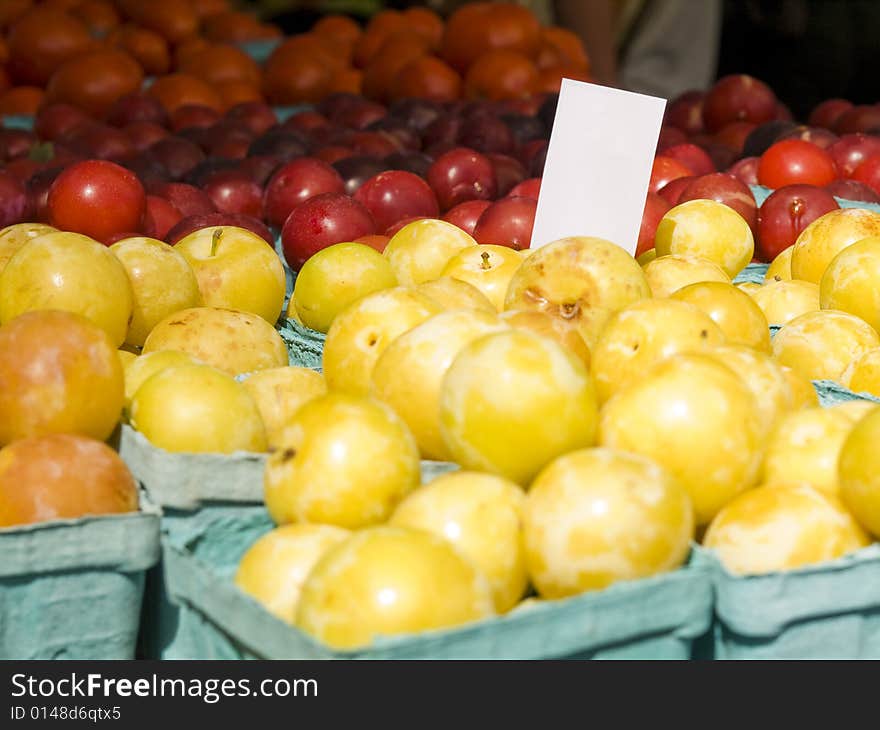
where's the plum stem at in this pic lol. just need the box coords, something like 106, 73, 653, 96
210, 228, 223, 256
480, 251, 491, 270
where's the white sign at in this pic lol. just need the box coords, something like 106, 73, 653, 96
530, 79, 667, 254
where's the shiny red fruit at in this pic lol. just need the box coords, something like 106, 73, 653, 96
850, 155, 880, 195
756, 184, 839, 261
664, 90, 705, 135
165, 213, 273, 246
47, 160, 146, 243
506, 177, 541, 201
824, 178, 880, 204
354, 170, 440, 233
151, 181, 216, 218
828, 134, 880, 178
281, 192, 375, 270
202, 171, 263, 218
636, 191, 671, 257
263, 157, 345, 229
702, 74, 777, 133
657, 176, 695, 206
143, 194, 182, 240
442, 199, 492, 236
678, 172, 758, 232
727, 156, 760, 186
472, 196, 537, 250
648, 155, 693, 194
808, 99, 853, 130
661, 143, 715, 176
758, 139, 838, 189
426, 147, 497, 211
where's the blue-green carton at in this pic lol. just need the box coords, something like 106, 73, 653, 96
694, 544, 880, 659
157, 504, 712, 660
0, 496, 160, 659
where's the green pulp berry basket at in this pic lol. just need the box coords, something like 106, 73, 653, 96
0, 495, 160, 660
158, 506, 712, 660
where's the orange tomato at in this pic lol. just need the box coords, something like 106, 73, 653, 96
327, 68, 363, 96
464, 50, 540, 101
313, 14, 362, 51
0, 86, 43, 115
178, 44, 261, 87
75, 0, 120, 38
403, 7, 444, 50
7, 8, 94, 85
116, 0, 198, 44
216, 80, 264, 111
362, 33, 430, 103
353, 9, 407, 68
442, 3, 540, 72
146, 72, 223, 114
107, 24, 170, 76
45, 49, 143, 116
393, 56, 461, 103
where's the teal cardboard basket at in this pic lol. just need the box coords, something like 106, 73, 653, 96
694, 544, 880, 659
0, 497, 160, 659
158, 506, 712, 660
118, 424, 460, 658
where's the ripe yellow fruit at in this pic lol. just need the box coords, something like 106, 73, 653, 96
414, 276, 496, 313
371, 309, 505, 460
762, 407, 854, 496
499, 310, 591, 368
296, 526, 495, 650
737, 281, 762, 295
234, 524, 350, 624
839, 408, 880, 537
642, 254, 730, 298
321, 287, 442, 395
129, 364, 267, 454
590, 298, 725, 404
765, 245, 793, 282
819, 236, 880, 331
523, 448, 693, 599
831, 399, 878, 424
0, 311, 124, 446
440, 244, 522, 311
780, 365, 819, 408
599, 354, 764, 524
264, 393, 419, 529
439, 329, 598, 485
671, 281, 771, 353
123, 350, 201, 416
0, 223, 56, 273
390, 471, 527, 613
504, 236, 650, 347
703, 345, 792, 436
791, 207, 880, 283
654, 199, 754, 277
842, 348, 880, 398
771, 309, 880, 382
117, 349, 137, 370
0, 231, 134, 347
751, 279, 820, 326
383, 219, 476, 286
290, 242, 397, 333
110, 236, 202, 348
175, 226, 286, 324
703, 484, 870, 575
143, 306, 289, 376
241, 367, 327, 447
